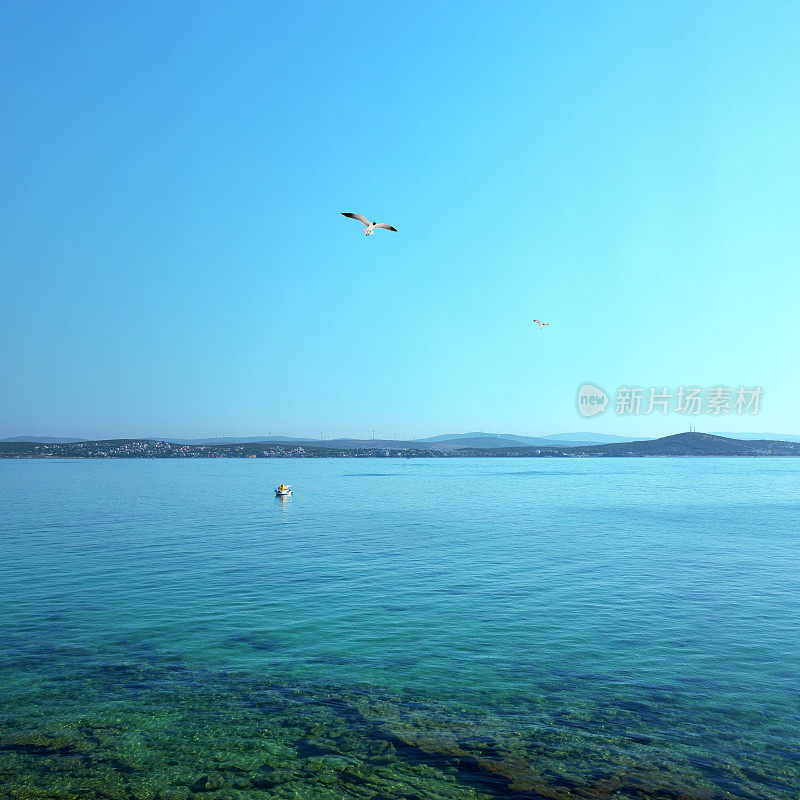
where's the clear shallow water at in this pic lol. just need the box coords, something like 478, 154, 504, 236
1, 458, 799, 800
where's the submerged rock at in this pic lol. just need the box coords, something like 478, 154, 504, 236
157, 789, 191, 800
367, 739, 397, 764
250, 769, 292, 789
190, 771, 225, 792
0, 732, 86, 755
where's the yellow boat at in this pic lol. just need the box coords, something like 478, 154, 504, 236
275, 483, 292, 497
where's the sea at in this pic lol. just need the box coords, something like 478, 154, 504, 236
1, 457, 799, 800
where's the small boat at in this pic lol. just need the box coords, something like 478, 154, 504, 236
275, 483, 292, 497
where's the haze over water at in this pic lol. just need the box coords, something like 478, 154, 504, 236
2, 458, 799, 799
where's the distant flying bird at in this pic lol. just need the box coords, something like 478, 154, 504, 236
341, 212, 397, 236
533, 319, 549, 329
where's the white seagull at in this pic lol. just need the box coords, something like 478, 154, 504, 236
341, 212, 397, 236
533, 319, 549, 329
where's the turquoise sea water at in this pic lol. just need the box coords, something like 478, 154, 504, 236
1, 458, 799, 800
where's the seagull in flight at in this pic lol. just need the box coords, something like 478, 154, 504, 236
533, 319, 549, 329
341, 212, 397, 236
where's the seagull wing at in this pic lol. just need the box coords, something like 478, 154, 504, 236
373, 223, 397, 232
342, 212, 370, 226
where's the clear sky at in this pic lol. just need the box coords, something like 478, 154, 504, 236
2, 1, 799, 440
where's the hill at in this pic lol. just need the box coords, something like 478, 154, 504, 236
461, 432, 800, 458
583, 432, 800, 456
710, 432, 800, 443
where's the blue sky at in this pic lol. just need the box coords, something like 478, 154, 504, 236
2, 1, 799, 439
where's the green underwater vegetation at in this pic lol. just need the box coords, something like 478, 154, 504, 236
2, 635, 798, 800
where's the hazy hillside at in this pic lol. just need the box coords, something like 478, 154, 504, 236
542, 432, 641, 444
5, 431, 800, 451
419, 432, 600, 447
0, 436, 85, 444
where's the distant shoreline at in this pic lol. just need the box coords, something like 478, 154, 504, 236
2, 432, 799, 459
5, 455, 800, 460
